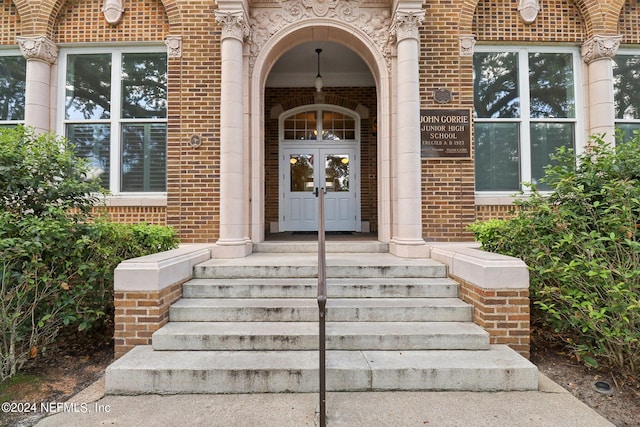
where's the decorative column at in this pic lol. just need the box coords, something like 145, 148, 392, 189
17, 36, 58, 133
389, 7, 429, 258
581, 35, 622, 145
213, 6, 252, 258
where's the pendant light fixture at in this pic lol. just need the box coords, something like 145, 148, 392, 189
315, 48, 323, 92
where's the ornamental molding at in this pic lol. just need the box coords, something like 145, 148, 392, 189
248, 0, 392, 72
581, 35, 621, 64
518, 0, 539, 24
165, 36, 182, 58
459, 35, 475, 57
102, 0, 125, 25
390, 9, 425, 42
17, 36, 58, 64
215, 10, 251, 41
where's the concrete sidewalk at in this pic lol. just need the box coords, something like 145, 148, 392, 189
32, 374, 614, 427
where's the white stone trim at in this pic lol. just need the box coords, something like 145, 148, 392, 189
114, 244, 214, 292
17, 36, 58, 64
429, 243, 530, 289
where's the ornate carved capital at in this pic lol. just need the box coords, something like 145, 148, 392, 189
581, 35, 621, 64
215, 10, 250, 42
165, 36, 182, 58
17, 36, 58, 64
391, 10, 425, 42
459, 35, 476, 57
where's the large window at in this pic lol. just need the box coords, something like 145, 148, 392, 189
473, 47, 580, 192
613, 51, 640, 142
0, 52, 26, 128
61, 48, 167, 193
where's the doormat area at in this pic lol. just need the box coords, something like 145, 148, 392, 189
292, 231, 355, 236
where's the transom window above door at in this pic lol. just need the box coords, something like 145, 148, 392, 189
281, 107, 358, 141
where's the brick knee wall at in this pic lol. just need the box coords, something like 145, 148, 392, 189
113, 281, 184, 359
457, 279, 531, 359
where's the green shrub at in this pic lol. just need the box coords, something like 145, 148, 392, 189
470, 133, 640, 373
0, 128, 179, 380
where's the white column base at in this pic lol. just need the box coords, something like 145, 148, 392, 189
389, 238, 430, 258
212, 239, 253, 258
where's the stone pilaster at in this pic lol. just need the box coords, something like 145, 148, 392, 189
213, 4, 252, 257
581, 35, 622, 144
17, 36, 58, 133
389, 6, 429, 258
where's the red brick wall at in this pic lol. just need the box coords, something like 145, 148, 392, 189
0, 0, 19, 45
114, 281, 183, 358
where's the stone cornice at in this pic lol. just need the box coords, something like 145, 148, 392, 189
17, 36, 58, 64
581, 35, 621, 64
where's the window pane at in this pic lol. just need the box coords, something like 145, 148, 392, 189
615, 124, 640, 143
530, 122, 574, 190
121, 123, 167, 192
283, 111, 317, 140
67, 124, 111, 188
0, 56, 26, 121
474, 122, 520, 191
473, 52, 520, 118
613, 55, 640, 120
324, 154, 349, 192
322, 111, 356, 140
121, 53, 168, 119
529, 53, 575, 118
65, 54, 111, 120
289, 154, 314, 192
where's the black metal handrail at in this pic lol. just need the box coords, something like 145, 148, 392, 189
316, 186, 327, 427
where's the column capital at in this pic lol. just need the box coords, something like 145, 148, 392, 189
215, 10, 250, 42
391, 9, 425, 42
17, 36, 58, 64
581, 35, 621, 64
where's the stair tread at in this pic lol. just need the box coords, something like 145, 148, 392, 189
110, 345, 534, 370
154, 321, 489, 336
171, 297, 470, 308
105, 345, 538, 393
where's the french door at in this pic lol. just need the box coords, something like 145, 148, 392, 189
280, 146, 359, 232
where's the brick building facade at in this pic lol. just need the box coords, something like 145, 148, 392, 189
2, 0, 639, 255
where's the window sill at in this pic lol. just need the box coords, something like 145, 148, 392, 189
101, 194, 168, 207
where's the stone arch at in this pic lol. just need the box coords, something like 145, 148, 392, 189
11, 0, 184, 40
458, 0, 620, 41
270, 95, 369, 120
249, 19, 391, 242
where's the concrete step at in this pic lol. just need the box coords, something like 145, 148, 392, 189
169, 298, 473, 323
182, 277, 460, 299
152, 321, 490, 351
105, 345, 538, 394
194, 253, 447, 279
253, 241, 389, 253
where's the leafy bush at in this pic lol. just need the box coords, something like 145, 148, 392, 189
469, 133, 640, 373
0, 128, 179, 380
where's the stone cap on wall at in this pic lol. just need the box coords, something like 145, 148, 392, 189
114, 244, 215, 292
428, 243, 529, 289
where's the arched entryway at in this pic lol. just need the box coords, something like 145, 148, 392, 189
250, 25, 391, 244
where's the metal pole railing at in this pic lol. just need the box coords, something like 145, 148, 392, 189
316, 186, 327, 427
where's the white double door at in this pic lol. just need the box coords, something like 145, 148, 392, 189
280, 146, 360, 232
